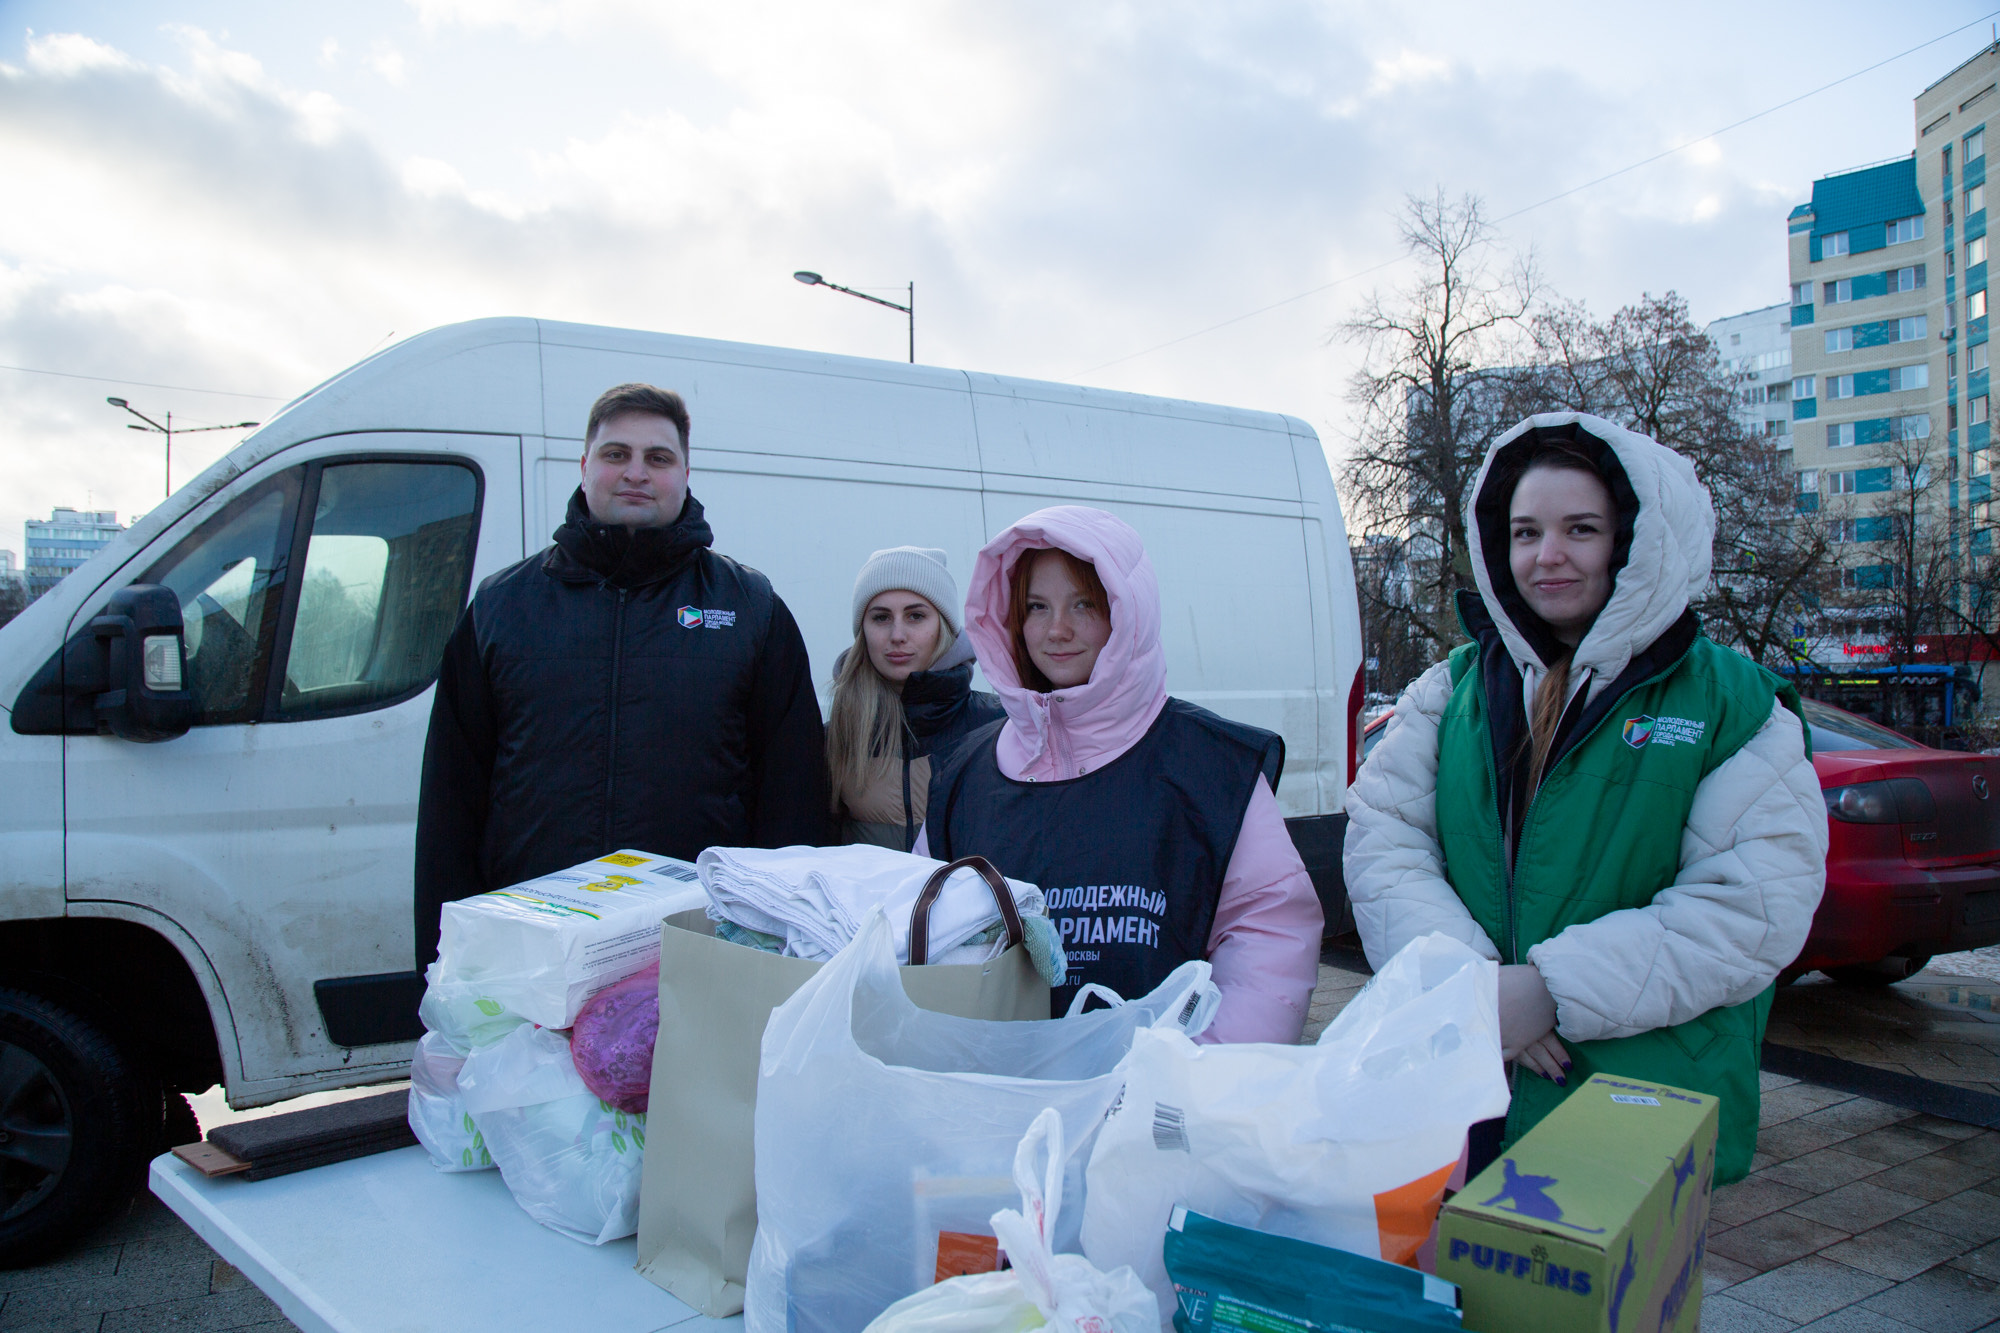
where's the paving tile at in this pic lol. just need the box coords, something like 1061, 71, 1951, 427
1759, 1118, 1864, 1164
97, 1287, 287, 1333
1956, 1239, 2000, 1281
1794, 1308, 1931, 1332
114, 1231, 226, 1279
1701, 1292, 1806, 1332
1760, 1149, 1890, 1194
0, 1267, 212, 1323
1908, 1190, 2000, 1246
1728, 1256, 1894, 1324
1706, 1252, 1762, 1293
1751, 1151, 1781, 1174
1841, 1122, 1962, 1166
1861, 1265, 2000, 1333
1903, 1115, 1990, 1141
1787, 1180, 1931, 1233
1822, 1218, 1977, 1280
1871, 1151, 2000, 1201
1799, 1098, 1920, 1138
1763, 1071, 1803, 1092
0, 1245, 120, 1293
1941, 1134, 2000, 1173
1709, 1210, 1852, 1272
0, 1309, 108, 1333
1763, 1083, 1858, 1128
1714, 1176, 1816, 1227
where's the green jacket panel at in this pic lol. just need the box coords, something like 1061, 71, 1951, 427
1435, 636, 1801, 1183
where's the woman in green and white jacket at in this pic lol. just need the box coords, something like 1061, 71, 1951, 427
1343, 412, 1828, 1183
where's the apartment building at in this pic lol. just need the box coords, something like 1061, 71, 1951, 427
1707, 302, 1794, 442
24, 508, 124, 601
1787, 45, 1994, 593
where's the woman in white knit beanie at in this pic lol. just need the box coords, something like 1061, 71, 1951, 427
828, 546, 1003, 849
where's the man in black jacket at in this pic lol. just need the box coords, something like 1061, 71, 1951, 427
413, 383, 829, 967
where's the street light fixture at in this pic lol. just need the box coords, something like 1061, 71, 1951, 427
793, 270, 914, 363
107, 398, 259, 499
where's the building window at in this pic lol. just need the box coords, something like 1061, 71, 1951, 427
1887, 216, 1925, 244
1950, 302, 1960, 329
1952, 402, 1962, 430
1830, 375, 1856, 399
1826, 327, 1853, 353
1978, 450, 1994, 478
1970, 126, 1987, 160
1823, 231, 1851, 257
1894, 414, 1933, 441
1828, 468, 1857, 493
1950, 250, 1959, 278
1894, 265, 1927, 291
1792, 375, 1816, 399
1971, 183, 1987, 215
1898, 316, 1928, 342
1830, 422, 1857, 447
1975, 396, 1991, 426
1891, 364, 1930, 391
1790, 281, 1812, 306
1826, 278, 1851, 303
1973, 289, 1990, 321
1973, 236, 1989, 266
1799, 470, 1819, 493
1975, 344, 1991, 373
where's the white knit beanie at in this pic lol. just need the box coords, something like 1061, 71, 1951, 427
851, 546, 960, 634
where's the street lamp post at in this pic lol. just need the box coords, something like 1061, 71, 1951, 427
107, 398, 260, 499
793, 270, 914, 363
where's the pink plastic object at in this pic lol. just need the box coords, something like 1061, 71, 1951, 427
570, 962, 660, 1113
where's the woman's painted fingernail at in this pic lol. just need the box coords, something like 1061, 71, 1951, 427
1555, 1075, 1567, 1087
1562, 1061, 1573, 1072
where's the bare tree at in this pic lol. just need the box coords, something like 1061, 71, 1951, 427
1338, 191, 1538, 675
0, 578, 23, 631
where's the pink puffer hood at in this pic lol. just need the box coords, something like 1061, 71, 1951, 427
963, 505, 1169, 781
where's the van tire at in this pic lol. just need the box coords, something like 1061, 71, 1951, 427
0, 987, 152, 1267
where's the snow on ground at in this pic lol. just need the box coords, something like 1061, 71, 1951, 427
1927, 944, 2000, 983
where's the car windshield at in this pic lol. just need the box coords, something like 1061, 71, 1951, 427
1799, 697, 1924, 751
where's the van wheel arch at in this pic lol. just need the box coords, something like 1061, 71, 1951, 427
0, 918, 225, 1096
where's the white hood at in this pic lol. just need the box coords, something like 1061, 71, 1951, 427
1464, 412, 1714, 693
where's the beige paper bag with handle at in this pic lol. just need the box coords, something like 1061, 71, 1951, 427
635, 856, 1048, 1317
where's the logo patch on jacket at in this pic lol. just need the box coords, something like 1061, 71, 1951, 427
677, 606, 736, 629
1622, 715, 1705, 748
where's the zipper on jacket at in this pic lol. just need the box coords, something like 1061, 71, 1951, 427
604, 587, 627, 851
1503, 641, 1699, 963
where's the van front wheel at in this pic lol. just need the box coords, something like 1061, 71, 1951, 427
0, 988, 151, 1266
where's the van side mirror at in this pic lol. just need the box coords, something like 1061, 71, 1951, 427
89, 585, 194, 742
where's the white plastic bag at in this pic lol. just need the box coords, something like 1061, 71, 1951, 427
863, 1109, 1157, 1333
457, 1023, 647, 1245
744, 908, 1217, 1333
408, 1031, 492, 1172
1081, 933, 1510, 1321
436, 850, 706, 1029
416, 963, 529, 1055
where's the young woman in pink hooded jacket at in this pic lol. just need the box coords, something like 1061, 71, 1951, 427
913, 505, 1323, 1042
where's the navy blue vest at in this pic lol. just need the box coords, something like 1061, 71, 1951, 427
929, 698, 1282, 1016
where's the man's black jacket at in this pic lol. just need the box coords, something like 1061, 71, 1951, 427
413, 489, 829, 967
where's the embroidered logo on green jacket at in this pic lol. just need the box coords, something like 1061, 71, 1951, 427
1621, 715, 1707, 748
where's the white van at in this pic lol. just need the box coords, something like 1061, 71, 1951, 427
0, 317, 1361, 1255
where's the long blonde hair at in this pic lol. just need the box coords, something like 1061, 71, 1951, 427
826, 619, 958, 811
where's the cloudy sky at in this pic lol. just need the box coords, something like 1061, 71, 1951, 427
0, 1, 1992, 560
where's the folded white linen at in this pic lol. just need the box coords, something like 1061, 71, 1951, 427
696, 845, 1045, 964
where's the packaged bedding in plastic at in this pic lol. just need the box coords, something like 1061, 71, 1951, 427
457, 1022, 648, 1244
436, 850, 706, 1029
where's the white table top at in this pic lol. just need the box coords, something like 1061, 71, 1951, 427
151, 1148, 743, 1333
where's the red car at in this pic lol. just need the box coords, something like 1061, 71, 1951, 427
1352, 698, 2000, 982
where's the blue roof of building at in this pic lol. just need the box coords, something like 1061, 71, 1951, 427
1809, 157, 1923, 236
1788, 203, 1813, 219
